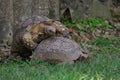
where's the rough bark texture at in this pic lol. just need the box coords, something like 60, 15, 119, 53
0, 0, 13, 55
91, 0, 112, 18
13, 0, 32, 30
49, 0, 60, 20
0, 0, 120, 55
31, 0, 49, 16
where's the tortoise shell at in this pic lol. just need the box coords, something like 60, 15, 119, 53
19, 15, 53, 29
33, 37, 87, 63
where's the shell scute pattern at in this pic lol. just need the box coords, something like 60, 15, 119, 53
33, 37, 87, 64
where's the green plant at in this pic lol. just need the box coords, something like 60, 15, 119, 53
75, 18, 111, 31
60, 17, 74, 28
92, 37, 110, 46
61, 17, 113, 32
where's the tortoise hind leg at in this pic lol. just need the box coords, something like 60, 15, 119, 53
77, 54, 88, 61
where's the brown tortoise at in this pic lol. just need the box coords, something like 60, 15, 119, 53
32, 37, 88, 64
11, 16, 69, 59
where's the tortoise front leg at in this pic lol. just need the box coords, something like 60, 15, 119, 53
22, 32, 38, 50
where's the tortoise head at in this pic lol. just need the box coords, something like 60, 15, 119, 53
52, 21, 69, 37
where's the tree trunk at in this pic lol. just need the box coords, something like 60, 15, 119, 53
0, 0, 13, 55
13, 0, 32, 30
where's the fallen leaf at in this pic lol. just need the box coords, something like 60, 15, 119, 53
69, 28, 74, 33
83, 36, 90, 41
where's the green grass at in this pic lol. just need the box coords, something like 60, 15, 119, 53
88, 37, 120, 55
0, 54, 120, 80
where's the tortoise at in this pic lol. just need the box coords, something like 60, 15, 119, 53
11, 15, 69, 59
19, 15, 69, 37
32, 37, 88, 64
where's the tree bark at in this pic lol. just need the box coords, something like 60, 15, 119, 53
13, 0, 32, 30
0, 0, 13, 55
